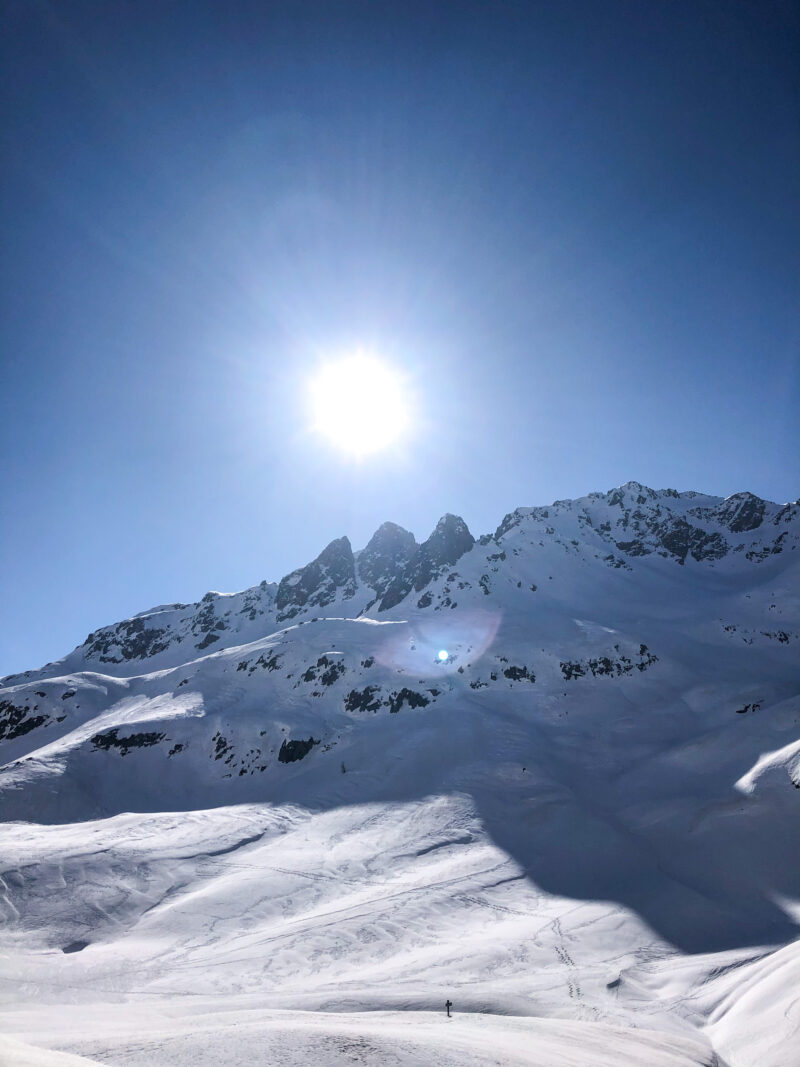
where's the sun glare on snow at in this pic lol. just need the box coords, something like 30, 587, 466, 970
309, 354, 411, 456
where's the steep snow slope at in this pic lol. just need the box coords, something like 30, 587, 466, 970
1, 483, 798, 1066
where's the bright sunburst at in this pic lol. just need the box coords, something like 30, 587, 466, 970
309, 353, 411, 456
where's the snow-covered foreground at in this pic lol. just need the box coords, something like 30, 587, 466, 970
2, 483, 799, 1064
0, 1008, 721, 1067
1, 798, 798, 1066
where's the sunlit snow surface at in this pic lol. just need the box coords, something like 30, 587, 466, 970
2, 485, 800, 1065
0, 801, 738, 1067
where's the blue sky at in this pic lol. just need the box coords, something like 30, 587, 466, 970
1, 0, 798, 675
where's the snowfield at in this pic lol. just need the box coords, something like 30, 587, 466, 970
1, 483, 799, 1065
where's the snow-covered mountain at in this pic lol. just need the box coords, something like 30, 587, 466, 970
1, 482, 799, 1067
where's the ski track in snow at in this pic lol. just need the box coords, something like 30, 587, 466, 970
1, 798, 796, 1065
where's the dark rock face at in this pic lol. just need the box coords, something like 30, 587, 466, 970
344, 685, 434, 714
196, 632, 220, 650
615, 539, 651, 557
90, 728, 166, 755
658, 519, 728, 565
746, 533, 788, 561
212, 732, 232, 761
276, 536, 356, 621
345, 686, 382, 712
300, 655, 345, 686
565, 490, 738, 567
357, 522, 417, 602
387, 687, 430, 714
85, 617, 172, 664
503, 665, 535, 683
62, 940, 89, 953
237, 651, 283, 674
192, 593, 228, 650
379, 514, 475, 611
0, 699, 50, 743
716, 492, 766, 533
560, 644, 658, 680
278, 736, 318, 763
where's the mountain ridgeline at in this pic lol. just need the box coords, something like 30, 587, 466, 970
3, 483, 796, 685
1, 481, 799, 868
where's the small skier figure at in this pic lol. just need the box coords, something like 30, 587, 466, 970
445, 999, 453, 1018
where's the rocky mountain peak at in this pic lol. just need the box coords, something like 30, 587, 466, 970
378, 514, 474, 611
357, 522, 417, 603
607, 481, 659, 508
427, 513, 475, 560
276, 535, 356, 622
3, 483, 796, 691
716, 492, 766, 533
618, 480, 657, 499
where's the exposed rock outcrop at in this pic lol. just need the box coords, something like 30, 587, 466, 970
357, 522, 417, 603
379, 514, 475, 610
714, 492, 766, 533
278, 737, 318, 763
276, 536, 356, 621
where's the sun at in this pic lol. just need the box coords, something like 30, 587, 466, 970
308, 353, 411, 456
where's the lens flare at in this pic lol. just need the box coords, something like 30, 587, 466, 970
373, 611, 502, 677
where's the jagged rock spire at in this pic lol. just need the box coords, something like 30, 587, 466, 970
357, 522, 417, 602
276, 536, 356, 621
379, 513, 475, 611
